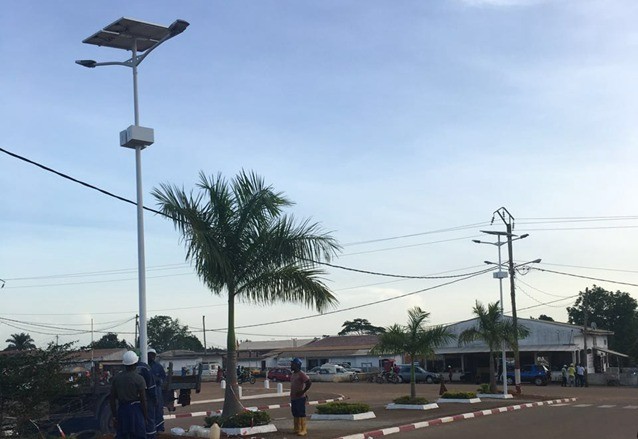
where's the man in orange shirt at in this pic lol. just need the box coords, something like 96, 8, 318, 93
290, 358, 311, 436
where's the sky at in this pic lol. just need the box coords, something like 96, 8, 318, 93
2, 0, 638, 351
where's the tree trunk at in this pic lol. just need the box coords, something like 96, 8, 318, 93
488, 350, 497, 394
222, 291, 244, 417
410, 359, 416, 399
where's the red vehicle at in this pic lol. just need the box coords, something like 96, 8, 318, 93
267, 367, 292, 382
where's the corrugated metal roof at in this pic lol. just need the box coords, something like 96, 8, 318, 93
436, 344, 578, 354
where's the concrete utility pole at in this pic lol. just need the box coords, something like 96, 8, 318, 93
493, 207, 522, 394
583, 290, 589, 387
203, 315, 207, 353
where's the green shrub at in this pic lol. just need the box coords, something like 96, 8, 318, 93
477, 383, 490, 394
441, 391, 477, 399
315, 402, 370, 414
204, 410, 271, 428
392, 396, 429, 405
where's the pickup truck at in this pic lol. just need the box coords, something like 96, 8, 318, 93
505, 364, 550, 386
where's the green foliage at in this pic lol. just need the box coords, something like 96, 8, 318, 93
85, 332, 130, 349
147, 315, 204, 352
441, 391, 477, 399
153, 171, 340, 418
373, 307, 455, 399
537, 314, 554, 321
315, 402, 371, 414
567, 285, 638, 362
204, 410, 271, 428
0, 343, 75, 436
4, 332, 36, 351
458, 301, 529, 394
477, 383, 491, 394
338, 318, 386, 335
392, 396, 429, 405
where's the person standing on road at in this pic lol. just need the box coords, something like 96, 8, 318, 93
448, 365, 453, 383
561, 365, 567, 387
110, 351, 148, 439
147, 348, 167, 433
576, 363, 585, 387
567, 363, 576, 387
137, 354, 157, 438
290, 358, 311, 436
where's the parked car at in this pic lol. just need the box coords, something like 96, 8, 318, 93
396, 365, 441, 384
306, 364, 358, 382
504, 364, 549, 386
267, 367, 292, 382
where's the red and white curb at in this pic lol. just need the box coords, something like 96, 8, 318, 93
164, 396, 346, 420
333, 398, 577, 439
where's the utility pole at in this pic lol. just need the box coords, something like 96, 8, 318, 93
135, 314, 139, 349
494, 207, 522, 394
203, 315, 207, 354
583, 289, 589, 387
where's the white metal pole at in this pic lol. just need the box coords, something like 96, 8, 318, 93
498, 236, 508, 396
131, 39, 148, 363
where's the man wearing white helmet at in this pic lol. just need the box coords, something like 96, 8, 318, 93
110, 351, 147, 439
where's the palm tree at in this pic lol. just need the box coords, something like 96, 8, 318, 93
458, 301, 529, 394
152, 171, 340, 417
5, 332, 35, 351
373, 307, 455, 399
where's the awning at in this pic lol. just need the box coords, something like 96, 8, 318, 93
436, 344, 578, 354
594, 347, 629, 358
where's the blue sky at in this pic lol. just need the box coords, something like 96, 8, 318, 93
2, 0, 638, 350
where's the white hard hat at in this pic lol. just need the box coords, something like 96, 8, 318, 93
122, 351, 139, 366
148, 348, 157, 354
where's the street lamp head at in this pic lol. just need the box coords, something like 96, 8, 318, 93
532, 258, 542, 264
484, 260, 495, 265
168, 19, 189, 37
472, 240, 482, 244
519, 234, 529, 239
76, 59, 97, 68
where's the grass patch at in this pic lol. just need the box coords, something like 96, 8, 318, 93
440, 391, 477, 399
204, 410, 271, 428
315, 402, 370, 415
392, 396, 429, 405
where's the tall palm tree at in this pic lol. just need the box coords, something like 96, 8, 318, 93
152, 171, 340, 417
5, 332, 35, 351
458, 301, 529, 394
373, 307, 455, 399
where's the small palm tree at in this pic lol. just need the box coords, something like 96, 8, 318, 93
373, 307, 455, 399
153, 171, 340, 417
458, 301, 529, 394
5, 333, 35, 351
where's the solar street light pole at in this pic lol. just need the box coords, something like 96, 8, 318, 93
76, 18, 188, 362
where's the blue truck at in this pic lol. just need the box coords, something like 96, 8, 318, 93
505, 364, 550, 386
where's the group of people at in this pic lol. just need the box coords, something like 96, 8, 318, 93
109, 354, 315, 438
561, 363, 587, 387
109, 348, 167, 439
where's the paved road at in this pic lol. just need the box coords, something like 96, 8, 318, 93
163, 380, 638, 438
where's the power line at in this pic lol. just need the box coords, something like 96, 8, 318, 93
342, 222, 490, 246
315, 261, 492, 280
209, 268, 493, 331
529, 267, 638, 288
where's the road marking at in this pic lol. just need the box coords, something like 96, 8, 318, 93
573, 404, 592, 407
598, 405, 616, 408
550, 403, 570, 406
623, 406, 638, 409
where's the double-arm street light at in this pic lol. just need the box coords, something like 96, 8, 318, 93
76, 17, 189, 362
473, 230, 529, 397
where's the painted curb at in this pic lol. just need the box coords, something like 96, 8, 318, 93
477, 393, 514, 399
385, 403, 439, 410
312, 411, 376, 421
164, 396, 346, 420
436, 398, 482, 404
333, 398, 577, 439
221, 423, 277, 435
